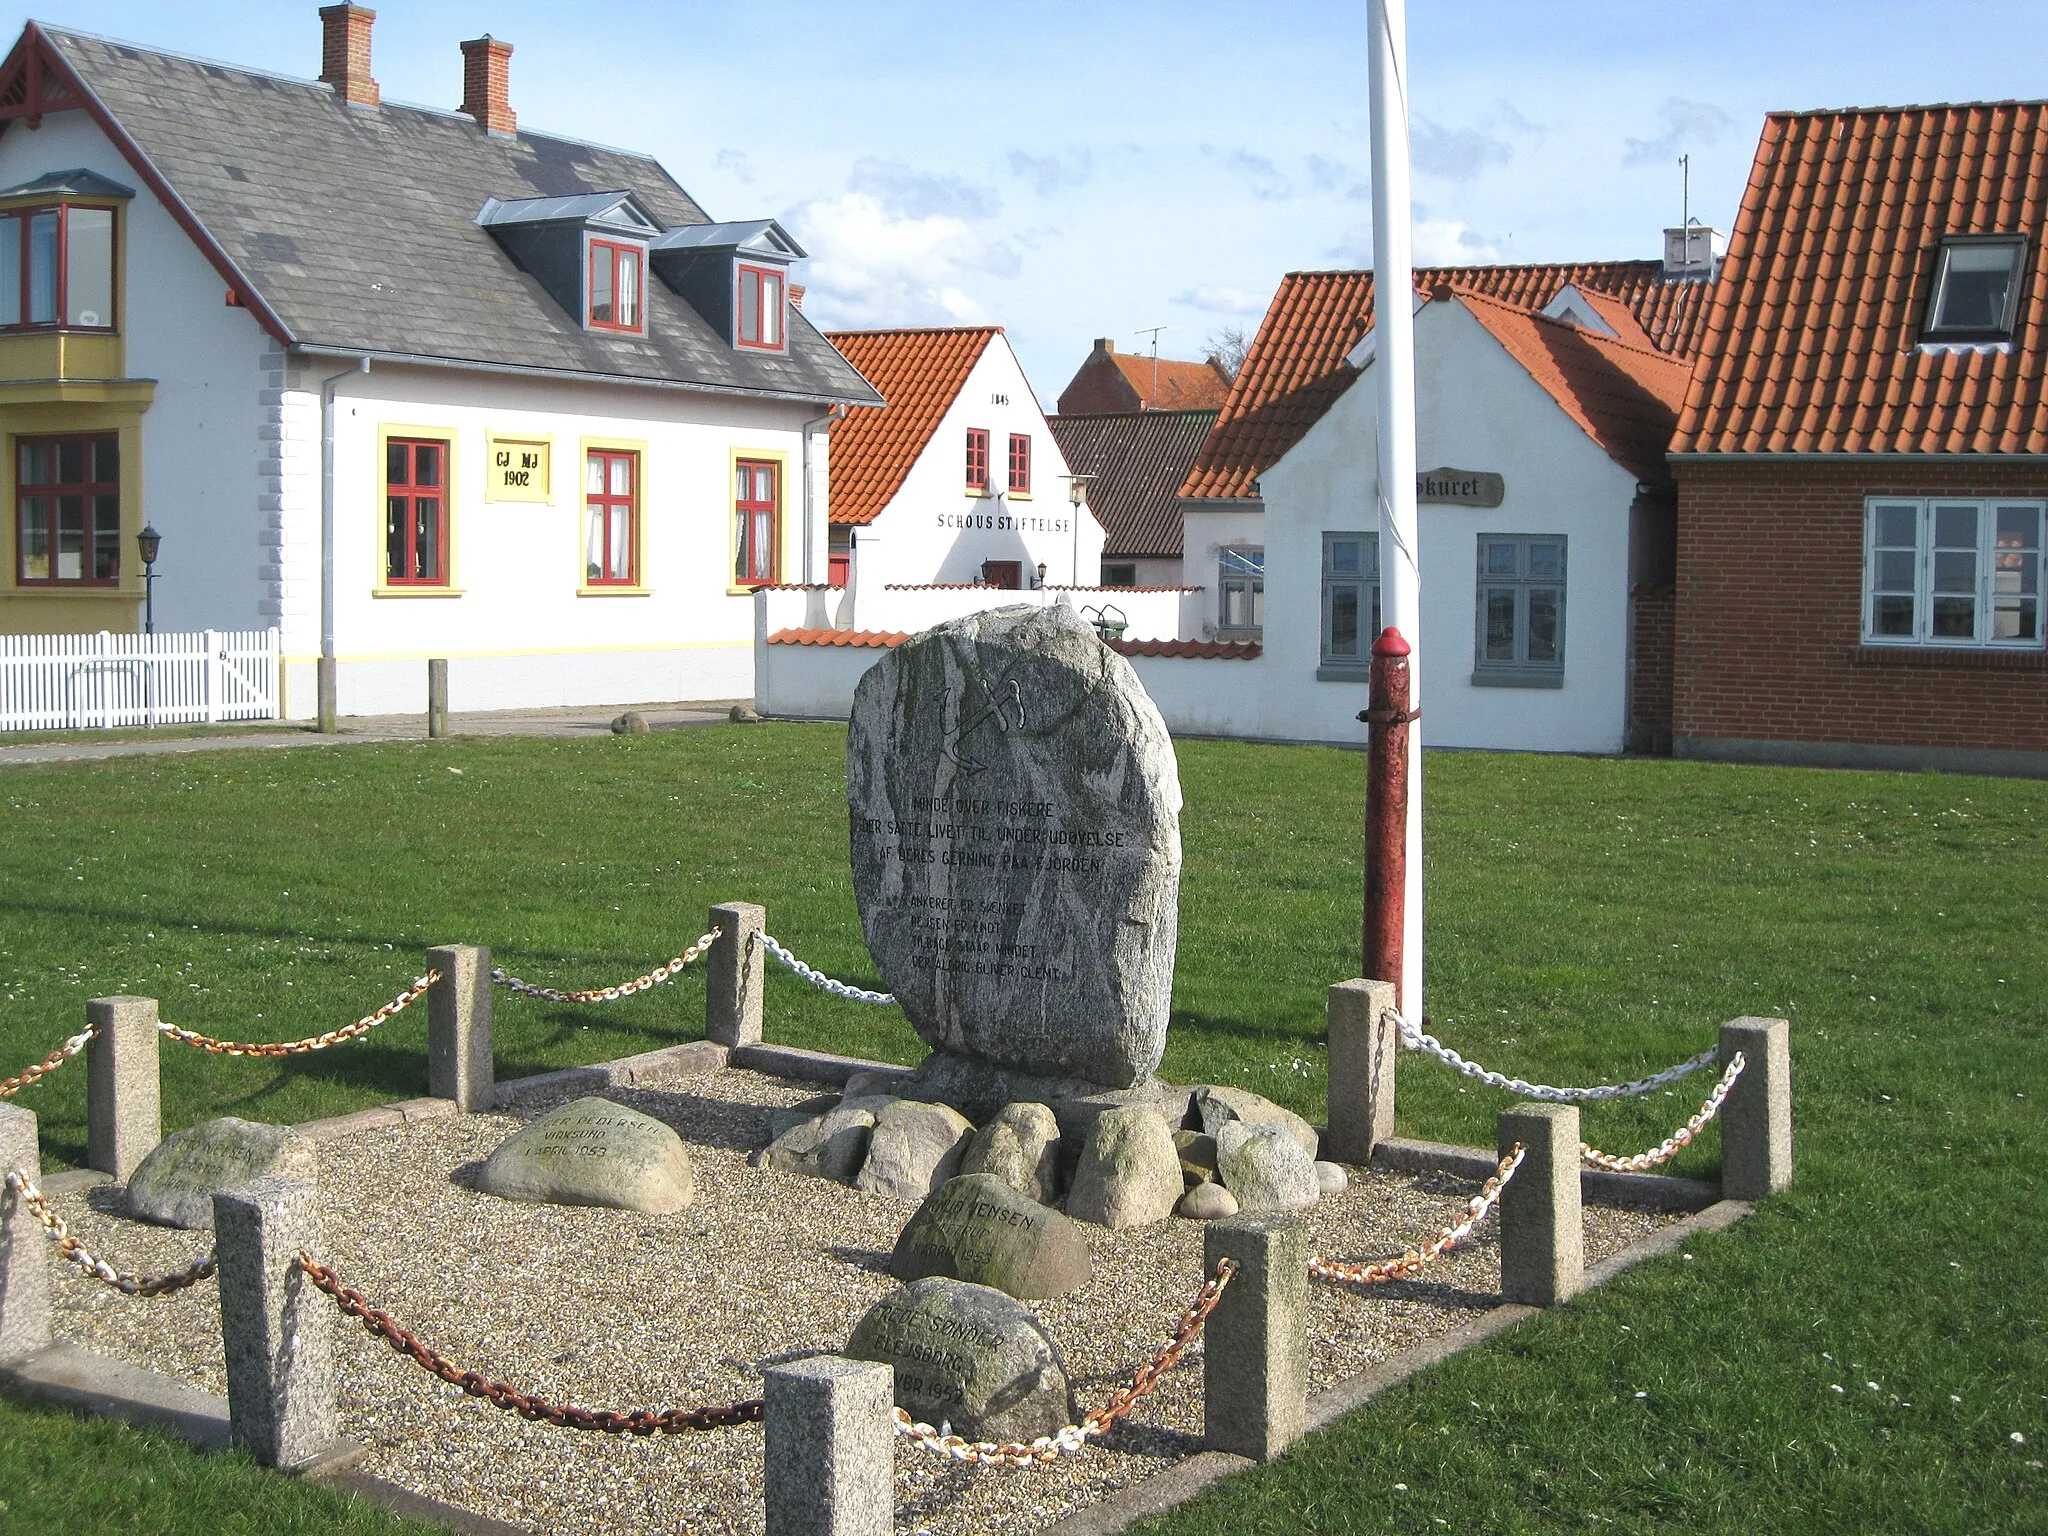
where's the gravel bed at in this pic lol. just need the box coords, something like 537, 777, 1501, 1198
46, 1068, 1678, 1535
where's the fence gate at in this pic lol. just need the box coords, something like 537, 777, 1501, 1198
0, 629, 281, 732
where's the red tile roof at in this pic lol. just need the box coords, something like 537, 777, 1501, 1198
763, 628, 1259, 659
1675, 102, 2048, 455
766, 628, 909, 648
823, 327, 999, 525
1449, 286, 1692, 485
1182, 262, 1713, 502
1110, 352, 1233, 410
1047, 409, 1218, 559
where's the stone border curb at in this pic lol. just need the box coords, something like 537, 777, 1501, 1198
490, 1039, 732, 1109
1370, 1135, 1722, 1212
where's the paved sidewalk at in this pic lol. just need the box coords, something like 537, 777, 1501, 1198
0, 700, 750, 767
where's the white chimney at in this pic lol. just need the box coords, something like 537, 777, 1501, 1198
1663, 223, 1726, 280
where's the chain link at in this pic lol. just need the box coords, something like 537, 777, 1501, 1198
0, 1026, 95, 1099
490, 930, 721, 1004
755, 933, 896, 1005
1388, 1009, 1717, 1103
156, 972, 437, 1057
893, 1256, 1235, 1468
296, 1253, 763, 1433
5, 1171, 217, 1296
1310, 1145, 1524, 1287
1580, 1052, 1745, 1173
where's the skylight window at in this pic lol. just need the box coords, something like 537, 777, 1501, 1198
1924, 236, 2026, 341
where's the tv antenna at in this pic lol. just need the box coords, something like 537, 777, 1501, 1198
1134, 325, 1166, 403
1679, 153, 1692, 262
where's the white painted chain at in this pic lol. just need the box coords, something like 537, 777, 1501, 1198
1388, 1009, 1717, 1102
754, 933, 896, 1005
5, 1171, 218, 1296
1581, 1052, 1745, 1172
490, 931, 720, 1004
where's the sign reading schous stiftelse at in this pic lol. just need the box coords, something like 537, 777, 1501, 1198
1415, 467, 1505, 506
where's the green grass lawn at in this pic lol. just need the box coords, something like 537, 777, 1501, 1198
0, 726, 2042, 1533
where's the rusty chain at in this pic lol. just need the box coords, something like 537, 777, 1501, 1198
893, 1256, 1237, 1468
4, 1171, 217, 1297
156, 972, 438, 1058
1310, 1144, 1525, 1288
0, 1026, 95, 1098
1581, 1052, 1745, 1173
490, 929, 721, 1004
295, 1253, 763, 1434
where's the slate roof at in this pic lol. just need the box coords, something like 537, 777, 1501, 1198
822, 327, 999, 525
1675, 101, 2048, 455
1182, 261, 1714, 501
1047, 409, 1217, 559
21, 24, 876, 405
1450, 287, 1692, 486
1110, 352, 1232, 410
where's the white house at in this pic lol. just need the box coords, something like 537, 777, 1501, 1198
0, 11, 879, 720
823, 327, 1103, 592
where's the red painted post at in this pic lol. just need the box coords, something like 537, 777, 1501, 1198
1360, 626, 1413, 1007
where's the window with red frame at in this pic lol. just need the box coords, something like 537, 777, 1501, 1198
736, 264, 785, 350
585, 449, 639, 585
384, 438, 449, 586
965, 428, 990, 492
16, 433, 119, 585
1007, 432, 1031, 494
0, 204, 115, 330
587, 239, 644, 332
734, 460, 780, 584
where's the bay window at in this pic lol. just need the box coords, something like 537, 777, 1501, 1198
16, 433, 119, 584
0, 203, 116, 330
1864, 498, 2043, 648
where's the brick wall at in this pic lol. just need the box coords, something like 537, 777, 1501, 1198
1673, 459, 2048, 756
1627, 582, 1674, 753
1056, 350, 1140, 416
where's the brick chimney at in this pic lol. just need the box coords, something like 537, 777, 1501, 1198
789, 285, 806, 311
459, 36, 517, 137
318, 4, 379, 108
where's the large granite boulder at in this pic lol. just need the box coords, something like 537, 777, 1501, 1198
1193, 1086, 1320, 1161
959, 1103, 1061, 1204
760, 1099, 885, 1183
476, 1097, 694, 1214
1064, 1105, 1182, 1229
124, 1118, 316, 1231
1214, 1120, 1320, 1214
847, 604, 1182, 1091
847, 1277, 1072, 1442
854, 1100, 976, 1201
1176, 1181, 1239, 1221
890, 1174, 1093, 1299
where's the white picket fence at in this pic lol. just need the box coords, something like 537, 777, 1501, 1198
0, 629, 281, 732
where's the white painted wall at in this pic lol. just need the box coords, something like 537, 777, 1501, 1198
754, 582, 1198, 647
1180, 504, 1268, 637
849, 333, 1105, 590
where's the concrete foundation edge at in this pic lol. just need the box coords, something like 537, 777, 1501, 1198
1370, 1135, 1722, 1212
1675, 733, 2048, 779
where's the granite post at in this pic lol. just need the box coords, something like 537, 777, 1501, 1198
426, 944, 493, 1111
1719, 1017, 1793, 1199
1497, 1103, 1582, 1307
86, 995, 161, 1180
213, 1177, 335, 1469
426, 658, 448, 738
0, 1104, 51, 1363
707, 901, 765, 1047
1203, 1212, 1308, 1461
764, 1355, 895, 1536
1325, 978, 1398, 1163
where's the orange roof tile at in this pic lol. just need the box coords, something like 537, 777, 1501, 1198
766, 628, 910, 647
823, 327, 999, 525
1675, 102, 2048, 455
1182, 261, 1714, 502
762, 628, 1257, 660
1449, 286, 1692, 484
1109, 353, 1232, 410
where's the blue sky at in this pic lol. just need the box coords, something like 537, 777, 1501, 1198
7, 1, 2048, 402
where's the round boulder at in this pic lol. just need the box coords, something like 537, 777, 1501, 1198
960, 1102, 1061, 1204
476, 1097, 694, 1214
891, 1173, 1093, 1299
847, 1277, 1073, 1442
1215, 1120, 1319, 1214
854, 1100, 976, 1202
1064, 1104, 1182, 1229
124, 1118, 316, 1231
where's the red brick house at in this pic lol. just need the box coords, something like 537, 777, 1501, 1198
1671, 103, 2048, 775
1056, 338, 1231, 414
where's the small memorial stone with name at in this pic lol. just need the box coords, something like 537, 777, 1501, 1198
476, 1097, 694, 1215
124, 1118, 316, 1231
891, 1173, 1093, 1299
847, 604, 1183, 1092
847, 1276, 1073, 1442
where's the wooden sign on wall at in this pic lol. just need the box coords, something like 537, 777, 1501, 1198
1416, 467, 1505, 507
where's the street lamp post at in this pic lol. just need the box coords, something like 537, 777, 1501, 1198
136, 524, 162, 635
1064, 474, 1094, 587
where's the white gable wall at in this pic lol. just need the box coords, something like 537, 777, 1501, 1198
851, 334, 1103, 589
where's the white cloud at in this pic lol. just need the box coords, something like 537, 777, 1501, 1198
847, 157, 1000, 221
1173, 284, 1270, 315
1006, 149, 1093, 195
787, 190, 1016, 327
1411, 119, 1515, 181
1412, 217, 1505, 266
1623, 98, 1734, 167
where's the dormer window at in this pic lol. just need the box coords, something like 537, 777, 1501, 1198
737, 264, 784, 350
587, 238, 644, 334
0, 203, 116, 331
1924, 236, 2026, 342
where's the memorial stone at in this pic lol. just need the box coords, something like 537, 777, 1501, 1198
846, 1277, 1072, 1442
124, 1118, 316, 1231
890, 1174, 1093, 1299
847, 604, 1182, 1093
476, 1097, 694, 1214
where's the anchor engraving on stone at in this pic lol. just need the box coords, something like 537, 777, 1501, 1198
942, 677, 1027, 777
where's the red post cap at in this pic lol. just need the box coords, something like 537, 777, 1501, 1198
1371, 625, 1411, 658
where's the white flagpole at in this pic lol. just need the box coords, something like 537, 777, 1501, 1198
1367, 0, 1424, 1018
